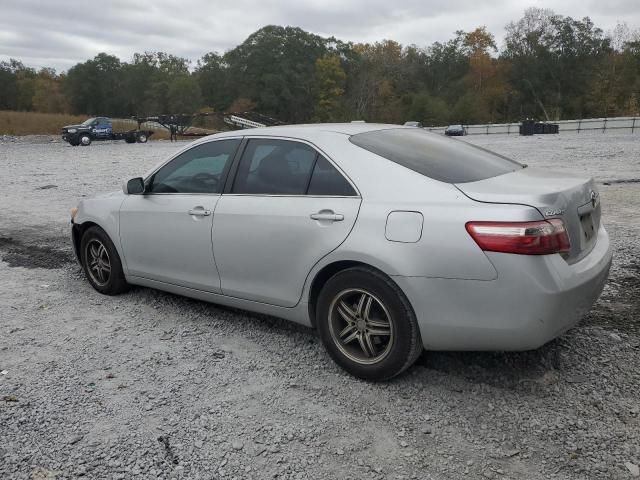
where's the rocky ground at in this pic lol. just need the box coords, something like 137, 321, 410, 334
0, 132, 639, 480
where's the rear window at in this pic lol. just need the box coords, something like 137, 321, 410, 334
349, 128, 523, 183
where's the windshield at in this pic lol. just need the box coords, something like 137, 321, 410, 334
81, 118, 97, 126
349, 128, 523, 184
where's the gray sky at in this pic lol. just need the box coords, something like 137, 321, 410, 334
1, 0, 638, 72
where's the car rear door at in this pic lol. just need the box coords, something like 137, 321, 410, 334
212, 137, 361, 307
119, 138, 240, 292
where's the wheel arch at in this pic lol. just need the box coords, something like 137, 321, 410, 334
72, 220, 101, 261
307, 260, 412, 329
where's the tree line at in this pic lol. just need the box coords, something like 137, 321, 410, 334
1, 8, 639, 126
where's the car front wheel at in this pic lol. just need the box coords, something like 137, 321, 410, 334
316, 267, 422, 381
80, 226, 128, 295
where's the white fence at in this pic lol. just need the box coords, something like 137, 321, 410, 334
426, 116, 640, 135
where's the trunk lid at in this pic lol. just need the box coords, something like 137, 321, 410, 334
456, 168, 601, 263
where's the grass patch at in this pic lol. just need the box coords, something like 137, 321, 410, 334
0, 111, 87, 135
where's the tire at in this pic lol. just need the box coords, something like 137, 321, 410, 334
79, 133, 92, 146
316, 267, 422, 381
69, 140, 80, 146
125, 136, 136, 144
80, 226, 129, 295
136, 133, 148, 143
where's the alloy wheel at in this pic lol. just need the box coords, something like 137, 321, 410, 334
85, 239, 111, 286
328, 288, 394, 365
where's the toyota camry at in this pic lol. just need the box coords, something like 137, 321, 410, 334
70, 123, 612, 380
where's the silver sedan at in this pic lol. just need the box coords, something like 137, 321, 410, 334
70, 124, 612, 380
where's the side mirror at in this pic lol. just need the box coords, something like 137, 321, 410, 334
123, 177, 145, 195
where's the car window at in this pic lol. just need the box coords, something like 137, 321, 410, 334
349, 128, 523, 184
232, 139, 317, 195
307, 155, 357, 196
149, 139, 240, 194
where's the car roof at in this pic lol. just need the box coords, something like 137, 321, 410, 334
209, 123, 404, 140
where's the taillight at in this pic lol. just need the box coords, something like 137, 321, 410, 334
465, 219, 570, 255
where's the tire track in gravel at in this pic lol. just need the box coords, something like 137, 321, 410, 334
0, 234, 74, 269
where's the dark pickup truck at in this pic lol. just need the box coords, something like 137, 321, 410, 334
62, 117, 154, 146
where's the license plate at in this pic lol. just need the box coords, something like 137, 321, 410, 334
580, 213, 595, 242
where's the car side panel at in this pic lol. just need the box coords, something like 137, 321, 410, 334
73, 193, 128, 269
119, 194, 223, 292
127, 275, 313, 326
212, 195, 361, 307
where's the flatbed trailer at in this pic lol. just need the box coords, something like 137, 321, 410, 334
61, 117, 154, 146
132, 111, 285, 141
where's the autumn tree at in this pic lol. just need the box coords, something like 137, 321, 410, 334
345, 40, 406, 122
2, 12, 639, 124
32, 68, 68, 113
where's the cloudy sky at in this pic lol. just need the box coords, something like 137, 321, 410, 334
1, 0, 638, 72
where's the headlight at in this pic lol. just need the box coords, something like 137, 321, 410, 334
70, 207, 79, 222
67, 128, 77, 133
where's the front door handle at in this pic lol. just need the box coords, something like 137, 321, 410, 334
188, 207, 212, 216
310, 211, 344, 222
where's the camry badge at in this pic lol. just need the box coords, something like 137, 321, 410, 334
544, 208, 565, 216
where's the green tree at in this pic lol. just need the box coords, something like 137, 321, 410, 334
0, 60, 20, 110
195, 52, 231, 110
223, 26, 330, 122
312, 55, 346, 121
0, 60, 37, 111
405, 92, 449, 126
503, 8, 611, 119
167, 75, 203, 113
65, 53, 124, 115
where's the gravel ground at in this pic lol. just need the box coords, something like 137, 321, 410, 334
1, 133, 639, 480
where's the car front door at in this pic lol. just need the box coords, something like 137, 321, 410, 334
93, 118, 112, 138
119, 138, 241, 292
212, 138, 361, 307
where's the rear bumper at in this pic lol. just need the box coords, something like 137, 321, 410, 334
394, 224, 612, 351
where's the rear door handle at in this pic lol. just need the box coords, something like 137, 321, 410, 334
310, 211, 344, 222
188, 207, 212, 216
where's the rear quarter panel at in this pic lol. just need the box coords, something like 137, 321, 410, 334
304, 135, 543, 284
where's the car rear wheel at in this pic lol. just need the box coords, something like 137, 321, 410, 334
80, 226, 128, 295
79, 134, 91, 146
136, 133, 148, 143
316, 267, 422, 381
